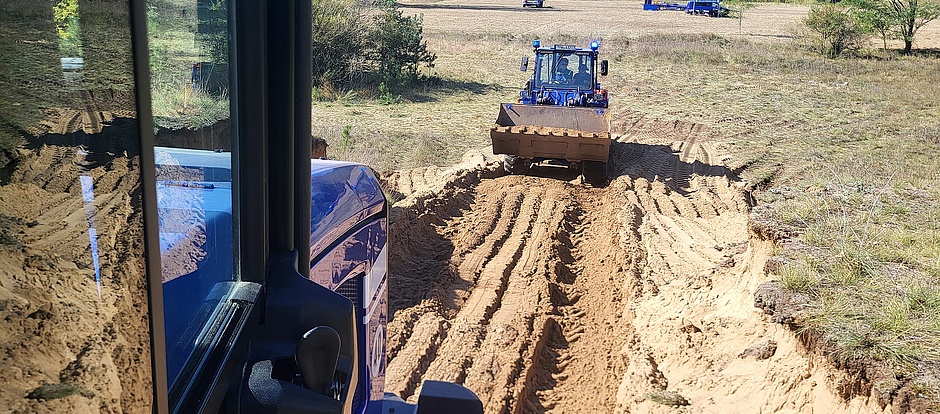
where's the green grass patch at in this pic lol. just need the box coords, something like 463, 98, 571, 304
27, 383, 94, 400
773, 169, 940, 369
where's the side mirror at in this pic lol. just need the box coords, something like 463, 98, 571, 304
520, 57, 529, 72
600, 60, 609, 76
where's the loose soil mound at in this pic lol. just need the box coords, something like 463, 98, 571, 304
385, 116, 893, 413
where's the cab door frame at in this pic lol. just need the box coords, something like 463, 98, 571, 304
130, 0, 316, 411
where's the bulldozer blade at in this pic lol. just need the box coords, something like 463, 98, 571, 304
490, 103, 611, 162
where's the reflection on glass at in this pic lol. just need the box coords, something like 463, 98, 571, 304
155, 147, 234, 386
79, 175, 103, 298
147, 0, 235, 390
0, 0, 151, 412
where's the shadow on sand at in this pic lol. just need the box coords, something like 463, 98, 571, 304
496, 140, 739, 195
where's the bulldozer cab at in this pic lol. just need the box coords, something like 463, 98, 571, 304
533, 48, 596, 90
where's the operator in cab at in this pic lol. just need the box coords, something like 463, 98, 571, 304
554, 57, 573, 83
573, 63, 592, 87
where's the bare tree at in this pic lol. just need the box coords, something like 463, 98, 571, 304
852, 0, 940, 53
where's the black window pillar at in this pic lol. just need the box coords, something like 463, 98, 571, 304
233, 0, 312, 279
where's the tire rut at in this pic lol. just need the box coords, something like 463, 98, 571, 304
419, 185, 544, 385
389, 172, 645, 411
461, 191, 572, 413
388, 180, 550, 400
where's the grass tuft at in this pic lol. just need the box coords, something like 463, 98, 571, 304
26, 383, 94, 400
779, 262, 819, 294
646, 390, 690, 406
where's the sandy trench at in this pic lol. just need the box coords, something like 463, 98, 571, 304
382, 117, 893, 413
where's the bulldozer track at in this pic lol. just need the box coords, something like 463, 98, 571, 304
79, 90, 103, 135
64, 111, 83, 135
38, 90, 110, 137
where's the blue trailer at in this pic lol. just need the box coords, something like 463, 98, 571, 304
643, 0, 686, 11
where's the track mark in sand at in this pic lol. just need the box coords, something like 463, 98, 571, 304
80, 90, 103, 135
441, 189, 523, 314
461, 193, 572, 414
385, 177, 633, 413
450, 190, 523, 293
672, 126, 699, 191
617, 116, 732, 195
398, 183, 547, 397
530, 186, 638, 414
385, 312, 448, 399
516, 317, 568, 414
64, 111, 82, 135
389, 189, 524, 368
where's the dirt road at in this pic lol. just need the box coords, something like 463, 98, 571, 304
382, 119, 889, 413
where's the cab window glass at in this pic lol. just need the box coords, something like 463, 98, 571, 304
0, 0, 152, 412
535, 51, 575, 86
146, 0, 235, 389
571, 54, 593, 89
535, 52, 552, 87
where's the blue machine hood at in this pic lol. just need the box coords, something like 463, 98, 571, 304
153, 148, 386, 387
309, 159, 385, 263
153, 148, 386, 260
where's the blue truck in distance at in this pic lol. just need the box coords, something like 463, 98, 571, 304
155, 147, 482, 413
686, 0, 731, 16
642, 0, 731, 16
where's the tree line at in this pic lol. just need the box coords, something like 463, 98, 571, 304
804, 0, 940, 56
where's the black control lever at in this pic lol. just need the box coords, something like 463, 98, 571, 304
296, 326, 341, 395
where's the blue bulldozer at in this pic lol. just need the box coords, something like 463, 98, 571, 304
491, 40, 612, 185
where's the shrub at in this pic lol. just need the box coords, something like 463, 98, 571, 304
803, 5, 867, 57
311, 0, 365, 86
368, 5, 437, 86
53, 0, 82, 56
308, 0, 436, 94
